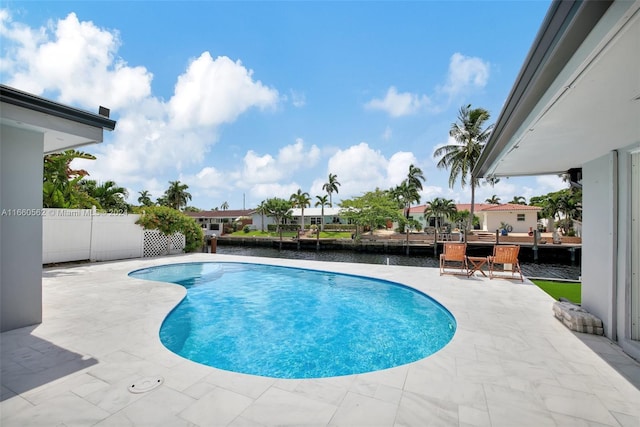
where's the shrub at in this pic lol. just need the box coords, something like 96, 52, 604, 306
243, 225, 251, 233
135, 206, 204, 252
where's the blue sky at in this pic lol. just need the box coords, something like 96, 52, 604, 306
0, 1, 566, 210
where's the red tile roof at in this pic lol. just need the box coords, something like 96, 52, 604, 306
409, 203, 540, 214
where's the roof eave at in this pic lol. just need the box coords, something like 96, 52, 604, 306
0, 84, 117, 131
474, 0, 613, 178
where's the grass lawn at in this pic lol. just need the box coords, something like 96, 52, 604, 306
531, 279, 581, 304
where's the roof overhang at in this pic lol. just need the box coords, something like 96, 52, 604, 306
475, 0, 640, 179
0, 85, 117, 154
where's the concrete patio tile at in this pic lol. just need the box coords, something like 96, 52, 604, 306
483, 383, 556, 427
549, 413, 616, 426
395, 390, 458, 427
204, 368, 275, 399
328, 391, 398, 426
20, 372, 108, 405
288, 378, 350, 406
83, 376, 152, 414
94, 386, 196, 427
611, 411, 640, 427
458, 404, 492, 427
239, 386, 337, 426
178, 386, 254, 426
0, 395, 34, 423
1, 392, 110, 427
536, 383, 622, 425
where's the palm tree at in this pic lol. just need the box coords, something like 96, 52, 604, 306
164, 180, 192, 210
392, 180, 421, 254
510, 195, 527, 205
407, 164, 426, 192
289, 189, 311, 234
90, 180, 129, 211
315, 195, 329, 233
138, 190, 154, 207
322, 173, 341, 207
433, 104, 493, 231
424, 198, 457, 235
485, 195, 501, 204
220, 201, 229, 210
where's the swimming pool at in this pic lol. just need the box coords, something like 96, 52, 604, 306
129, 262, 456, 379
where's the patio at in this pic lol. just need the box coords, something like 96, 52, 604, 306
1, 253, 639, 426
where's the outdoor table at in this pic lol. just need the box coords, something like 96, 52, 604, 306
467, 256, 489, 277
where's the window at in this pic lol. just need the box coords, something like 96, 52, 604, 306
517, 214, 525, 221
310, 217, 322, 225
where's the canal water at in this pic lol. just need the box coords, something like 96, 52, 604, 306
216, 246, 581, 281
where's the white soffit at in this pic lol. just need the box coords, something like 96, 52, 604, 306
489, 1, 640, 177
1, 101, 104, 154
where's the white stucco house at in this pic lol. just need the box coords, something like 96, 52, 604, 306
184, 209, 254, 236
0, 85, 116, 332
474, 1, 639, 360
408, 203, 540, 233
251, 207, 347, 231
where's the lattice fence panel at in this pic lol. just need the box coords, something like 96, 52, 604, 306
143, 230, 185, 257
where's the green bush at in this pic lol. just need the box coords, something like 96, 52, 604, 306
135, 206, 204, 252
243, 225, 251, 233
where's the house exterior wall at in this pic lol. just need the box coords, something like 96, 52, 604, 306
582, 147, 640, 361
582, 153, 617, 340
0, 125, 44, 332
483, 211, 538, 233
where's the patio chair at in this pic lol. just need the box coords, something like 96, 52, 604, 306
487, 245, 523, 282
439, 242, 468, 276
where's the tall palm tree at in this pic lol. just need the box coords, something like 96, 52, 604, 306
164, 180, 192, 210
433, 104, 493, 231
322, 173, 341, 207
407, 164, 426, 192
138, 190, 154, 206
220, 201, 229, 210
393, 180, 421, 254
290, 189, 311, 233
485, 195, 501, 204
315, 194, 329, 233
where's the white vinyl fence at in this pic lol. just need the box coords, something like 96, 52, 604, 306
42, 208, 184, 264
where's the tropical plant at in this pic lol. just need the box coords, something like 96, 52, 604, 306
138, 190, 154, 207
322, 173, 341, 207
81, 179, 129, 212
43, 149, 97, 208
485, 195, 501, 204
220, 201, 229, 210
134, 206, 204, 253
424, 198, 457, 232
263, 197, 293, 248
433, 104, 493, 231
339, 189, 403, 240
289, 189, 311, 232
163, 180, 192, 210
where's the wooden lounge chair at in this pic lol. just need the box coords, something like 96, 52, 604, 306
439, 242, 468, 276
487, 245, 523, 282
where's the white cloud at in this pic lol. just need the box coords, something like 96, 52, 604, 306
440, 52, 490, 98
1, 12, 152, 110
387, 152, 417, 186
365, 86, 430, 117
169, 52, 279, 129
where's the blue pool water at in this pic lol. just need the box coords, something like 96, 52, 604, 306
129, 262, 456, 379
